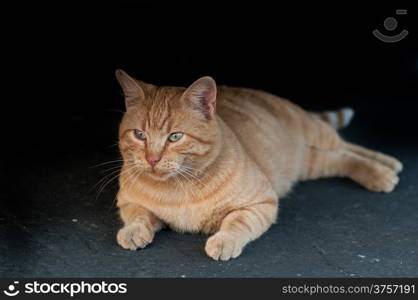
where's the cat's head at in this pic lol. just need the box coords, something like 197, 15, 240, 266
116, 69, 221, 182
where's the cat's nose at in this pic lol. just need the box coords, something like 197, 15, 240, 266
147, 156, 161, 167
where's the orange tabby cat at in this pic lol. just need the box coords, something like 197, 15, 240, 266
115, 69, 402, 260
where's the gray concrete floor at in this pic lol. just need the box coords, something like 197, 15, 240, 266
1, 100, 417, 278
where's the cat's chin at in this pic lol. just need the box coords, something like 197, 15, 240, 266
146, 171, 172, 182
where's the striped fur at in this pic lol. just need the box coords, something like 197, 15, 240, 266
115, 70, 403, 260
314, 107, 355, 129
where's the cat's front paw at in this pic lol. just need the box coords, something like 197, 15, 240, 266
117, 222, 154, 251
205, 232, 244, 261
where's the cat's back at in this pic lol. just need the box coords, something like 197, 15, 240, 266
216, 85, 306, 144
216, 86, 300, 126
216, 86, 307, 193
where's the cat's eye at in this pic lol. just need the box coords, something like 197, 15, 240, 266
133, 129, 146, 140
168, 132, 183, 142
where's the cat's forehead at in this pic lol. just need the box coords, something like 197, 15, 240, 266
126, 88, 187, 132
142, 103, 175, 133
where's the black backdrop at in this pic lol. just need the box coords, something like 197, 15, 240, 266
4, 1, 418, 157
2, 1, 417, 277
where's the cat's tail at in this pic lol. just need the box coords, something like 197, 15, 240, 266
313, 107, 355, 129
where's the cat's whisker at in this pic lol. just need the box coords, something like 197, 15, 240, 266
182, 176, 206, 199
118, 170, 132, 191
89, 168, 123, 194
95, 173, 121, 200
89, 159, 125, 169
181, 165, 207, 178
181, 167, 203, 180
106, 140, 120, 149
181, 165, 201, 172
115, 165, 139, 186
119, 168, 133, 190
172, 175, 181, 195
97, 163, 134, 180
177, 169, 204, 199
124, 167, 143, 192
173, 170, 187, 198
95, 164, 138, 199
89, 160, 135, 193
120, 164, 140, 182
106, 168, 135, 214
107, 143, 120, 149
100, 162, 136, 174
180, 167, 208, 190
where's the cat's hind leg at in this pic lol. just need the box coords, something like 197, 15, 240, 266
303, 146, 400, 193
345, 143, 403, 173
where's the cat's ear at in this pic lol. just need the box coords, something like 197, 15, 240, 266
182, 76, 217, 119
115, 69, 145, 109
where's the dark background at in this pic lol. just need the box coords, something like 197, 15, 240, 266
1, 1, 417, 277
4, 1, 418, 156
